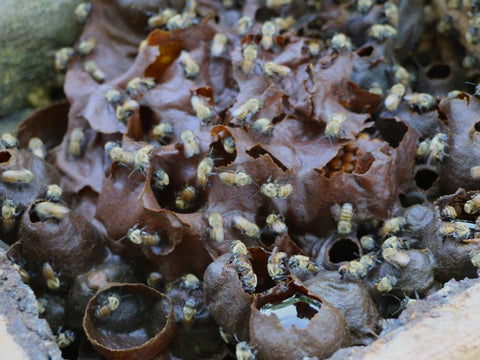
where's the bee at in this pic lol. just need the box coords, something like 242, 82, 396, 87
266, 0, 292, 8
222, 0, 234, 8
152, 122, 174, 143
404, 93, 436, 113
95, 294, 121, 319
1, 199, 17, 232
393, 65, 411, 87
470, 166, 480, 180
219, 171, 252, 186
267, 251, 289, 281
277, 183, 293, 199
236, 17, 253, 36
197, 157, 214, 187
339, 260, 368, 280
261, 182, 278, 198
273, 16, 295, 31
382, 248, 411, 268
0, 133, 18, 149
104, 142, 135, 166
127, 225, 161, 246
105, 89, 122, 105
54, 47, 74, 72
74, 2, 92, 23
209, 212, 225, 243
360, 235, 376, 251
438, 221, 456, 236
331, 33, 353, 52
147, 272, 163, 287
184, 0, 197, 16
180, 130, 200, 159
288, 255, 318, 274
240, 45, 258, 75
116, 99, 139, 122
454, 222, 471, 240
37, 297, 48, 315
230, 240, 249, 260
28, 137, 46, 159
42, 262, 60, 290
357, 0, 374, 13
33, 202, 70, 222
77, 37, 96, 56
306, 41, 321, 57
12, 263, 30, 284
337, 203, 354, 235
233, 216, 260, 238
166, 13, 196, 30
222, 136, 236, 154
374, 275, 397, 294
191, 95, 213, 122
126, 77, 155, 98
441, 206, 457, 219
379, 217, 406, 237
325, 112, 346, 140
211, 33, 227, 57
384, 83, 406, 111
68, 127, 85, 157
233, 98, 263, 121
179, 51, 199, 79
148, 8, 177, 28
176, 185, 197, 209
384, 2, 399, 26
369, 24, 398, 42
416, 139, 431, 159
359, 253, 377, 270
266, 214, 287, 234
470, 249, 480, 269
2, 169, 34, 184
133, 145, 154, 174
381, 236, 407, 250
152, 168, 170, 190
183, 298, 197, 324
369, 83, 383, 96
83, 60, 105, 83
236, 341, 256, 360
428, 133, 447, 162
181, 273, 201, 290
46, 184, 63, 202
238, 261, 257, 293
261, 21, 276, 50
262, 62, 291, 77
56, 329, 75, 348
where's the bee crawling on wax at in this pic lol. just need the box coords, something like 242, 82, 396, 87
33, 202, 70, 222
127, 224, 161, 246
95, 294, 121, 319
240, 45, 258, 75
126, 77, 155, 98
1, 199, 18, 233
180, 130, 200, 159
211, 33, 228, 57
267, 251, 289, 282
1, 169, 34, 185
219, 170, 252, 187
45, 184, 63, 202
261, 21, 276, 50
27, 137, 46, 159
197, 156, 214, 187
179, 51, 200, 79
208, 211, 225, 243
104, 141, 135, 167
175, 185, 198, 209
42, 262, 61, 290
152, 168, 170, 190
233, 216, 260, 238
236, 341, 257, 360
324, 112, 346, 140
56, 328, 76, 348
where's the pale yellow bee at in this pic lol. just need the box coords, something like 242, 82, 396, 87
46, 184, 63, 202
211, 33, 228, 57
339, 260, 368, 279
306, 41, 321, 57
453, 222, 471, 240
441, 206, 457, 219
104, 142, 135, 166
197, 157, 214, 187
152, 122, 174, 144
416, 139, 431, 159
236, 259, 257, 293
230, 239, 249, 259
179, 51, 199, 79
438, 221, 456, 236
181, 273, 201, 290
277, 183, 293, 199
77, 37, 96, 56
147, 272, 163, 287
232, 98, 263, 121
54, 47, 74, 72
236, 17, 253, 36
331, 33, 353, 52
148, 8, 177, 28
374, 275, 397, 294
126, 77, 155, 98
1, 199, 17, 232
262, 62, 291, 77
381, 247, 411, 268
133, 145, 154, 174
357, 0, 374, 12
83, 60, 105, 83
208, 212, 224, 243
236, 341, 256, 360
28, 137, 46, 159
261, 21, 276, 50
465, 194, 480, 214
470, 165, 480, 180
95, 294, 121, 319
369, 24, 398, 42
12, 263, 30, 284
219, 171, 252, 186
267, 251, 288, 281
233, 215, 260, 238
68, 127, 85, 157
252, 117, 273, 134
240, 45, 258, 75
222, 136, 236, 154
42, 262, 60, 290
266, 214, 287, 234
166, 13, 196, 30
266, 0, 292, 8
180, 130, 200, 158
384, 83, 406, 111
360, 235, 376, 251
325, 112, 345, 140
381, 235, 407, 250
337, 203, 354, 235
0, 133, 18, 149
105, 89, 122, 105
34, 202, 70, 222
261, 182, 278, 198
116, 99, 139, 122
404, 93, 436, 113
175, 185, 197, 209
127, 225, 161, 246
384, 2, 399, 26
379, 217, 406, 237
74, 2, 91, 23
2, 169, 34, 184
152, 169, 170, 190
273, 16, 295, 32
183, 298, 197, 324
393, 65, 412, 87
428, 133, 447, 162
470, 249, 480, 269
191, 95, 213, 122
56, 329, 75, 349
288, 255, 318, 274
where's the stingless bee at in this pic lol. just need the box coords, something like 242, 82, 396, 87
262, 62, 291, 78
470, 165, 480, 180
33, 202, 70, 222
288, 255, 318, 274
147, 272, 163, 287
261, 21, 276, 50
68, 127, 85, 157
441, 206, 457, 219
233, 216, 260, 238
416, 139, 431, 159
233, 98, 263, 121
230, 240, 249, 260
465, 194, 480, 214
237, 259, 257, 293
208, 212, 225, 243
266, 214, 287, 234
183, 298, 197, 324
77, 37, 96, 56
379, 217, 407, 237
267, 251, 289, 281
152, 122, 174, 144
74, 2, 91, 23
211, 33, 227, 57
46, 184, 63, 202
1, 199, 17, 232
331, 33, 353, 52
2, 169, 34, 184
339, 260, 368, 280
219, 171, 252, 186
453, 222, 471, 240
152, 168, 170, 190
148, 8, 177, 28
12, 263, 30, 284
236, 17, 253, 36
95, 294, 121, 319
222, 136, 236, 154
0, 133, 18, 149
404, 93, 436, 113
166, 13, 196, 30
273, 16, 295, 32
83, 60, 105, 83
428, 133, 448, 163
374, 275, 397, 294
28, 137, 46, 159
42, 262, 60, 290
337, 203, 354, 235
306, 40, 321, 57
438, 221, 456, 237
470, 249, 480, 270
37, 297, 48, 315
260, 182, 277, 198
56, 328, 76, 348
357, 0, 374, 13
54, 47, 74, 72
180, 130, 200, 158
127, 224, 161, 246
105, 89, 122, 105
126, 77, 155, 98
176, 185, 197, 209
116, 99, 139, 122
384, 83, 406, 111
266, 0, 292, 8
191, 95, 213, 122
360, 235, 376, 251
133, 145, 154, 174
277, 183, 293, 199
393, 65, 412, 87
381, 248, 411, 268
368, 24, 398, 42
104, 142, 135, 166
179, 51, 199, 79
240, 45, 258, 75
197, 157, 214, 187
325, 112, 346, 140
236, 341, 257, 360
384, 2, 399, 26
381, 235, 408, 250
181, 273, 201, 290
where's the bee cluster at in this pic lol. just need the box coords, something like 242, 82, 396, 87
4, 0, 480, 359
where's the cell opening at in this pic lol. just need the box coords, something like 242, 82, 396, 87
328, 238, 360, 263
357, 46, 374, 57
246, 144, 288, 171
377, 118, 408, 148
399, 192, 425, 207
415, 169, 438, 190
426, 64, 451, 79
0, 151, 12, 163
474, 121, 480, 132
